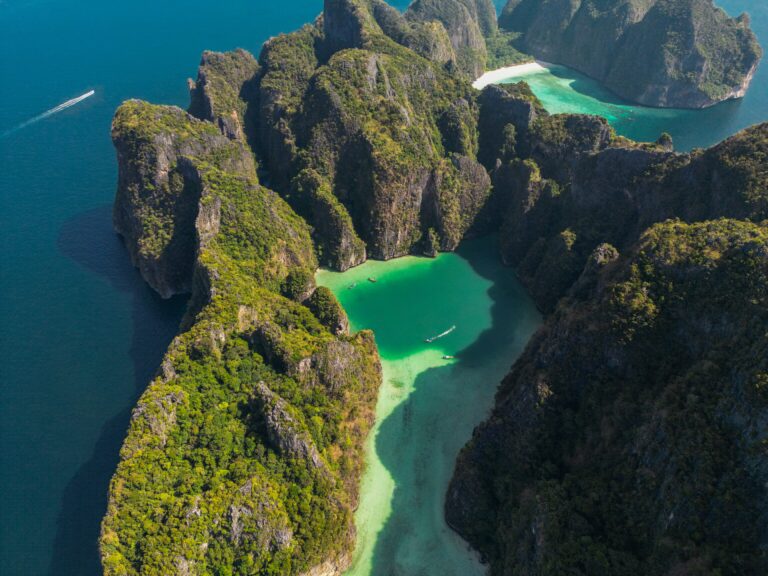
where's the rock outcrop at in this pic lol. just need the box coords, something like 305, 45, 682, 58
252, 0, 494, 269
499, 0, 763, 108
489, 105, 768, 310
448, 218, 768, 575
406, 0, 496, 78
103, 97, 381, 576
112, 101, 255, 298
188, 48, 260, 143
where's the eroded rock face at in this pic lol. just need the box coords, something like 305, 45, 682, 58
111, 101, 254, 298
477, 83, 543, 169
493, 119, 768, 311
252, 1, 493, 269
188, 48, 260, 143
422, 154, 492, 250
323, 0, 372, 55
253, 381, 327, 470
472, 78, 768, 312
307, 286, 350, 335
499, 0, 763, 108
448, 218, 768, 575
406, 0, 490, 78
104, 93, 380, 576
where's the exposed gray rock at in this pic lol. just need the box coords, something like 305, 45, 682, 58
253, 381, 326, 471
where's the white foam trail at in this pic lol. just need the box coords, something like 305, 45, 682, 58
1, 90, 95, 137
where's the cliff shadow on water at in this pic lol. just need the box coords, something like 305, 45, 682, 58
52, 205, 187, 576
366, 238, 541, 575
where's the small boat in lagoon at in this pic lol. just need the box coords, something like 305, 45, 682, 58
368, 277, 378, 283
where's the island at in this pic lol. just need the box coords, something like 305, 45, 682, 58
101, 0, 768, 574
499, 0, 763, 108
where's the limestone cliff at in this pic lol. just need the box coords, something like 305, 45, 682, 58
406, 0, 496, 77
187, 48, 260, 144
499, 0, 763, 108
447, 218, 768, 575
112, 101, 255, 298
446, 80, 768, 574
483, 89, 768, 311
252, 0, 493, 268
104, 100, 381, 576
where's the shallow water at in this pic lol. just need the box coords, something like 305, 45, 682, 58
494, 0, 768, 151
318, 238, 542, 575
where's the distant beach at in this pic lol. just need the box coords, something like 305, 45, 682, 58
472, 60, 549, 89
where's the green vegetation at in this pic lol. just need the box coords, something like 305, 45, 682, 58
406, 0, 488, 77
113, 100, 222, 146
484, 30, 530, 70
104, 97, 380, 575
259, 25, 320, 119
111, 101, 254, 297
256, 0, 491, 264
450, 219, 768, 575
499, 0, 763, 108
703, 123, 768, 219
107, 2, 768, 575
188, 49, 260, 137
306, 286, 349, 335
487, 93, 767, 311
281, 269, 316, 303
450, 71, 768, 573
252, 1, 492, 270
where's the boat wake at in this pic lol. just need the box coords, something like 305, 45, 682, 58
1, 90, 95, 138
425, 325, 456, 343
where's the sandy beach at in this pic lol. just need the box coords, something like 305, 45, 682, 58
472, 60, 549, 89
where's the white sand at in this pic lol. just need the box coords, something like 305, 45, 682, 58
472, 61, 549, 89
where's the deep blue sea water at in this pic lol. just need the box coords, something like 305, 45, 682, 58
0, 2, 352, 574
0, 1, 765, 575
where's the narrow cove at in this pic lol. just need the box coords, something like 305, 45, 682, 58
317, 237, 542, 575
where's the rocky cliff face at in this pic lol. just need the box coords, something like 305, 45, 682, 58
447, 218, 768, 575
445, 78, 768, 574
104, 97, 381, 576
250, 0, 495, 268
499, 0, 763, 108
406, 0, 495, 77
485, 95, 768, 311
112, 101, 256, 298
188, 48, 260, 144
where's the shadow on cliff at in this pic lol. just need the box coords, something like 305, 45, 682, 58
366, 237, 541, 574
50, 205, 187, 576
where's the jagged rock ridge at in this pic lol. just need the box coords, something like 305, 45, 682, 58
446, 83, 768, 575
104, 98, 381, 575
499, 0, 763, 108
